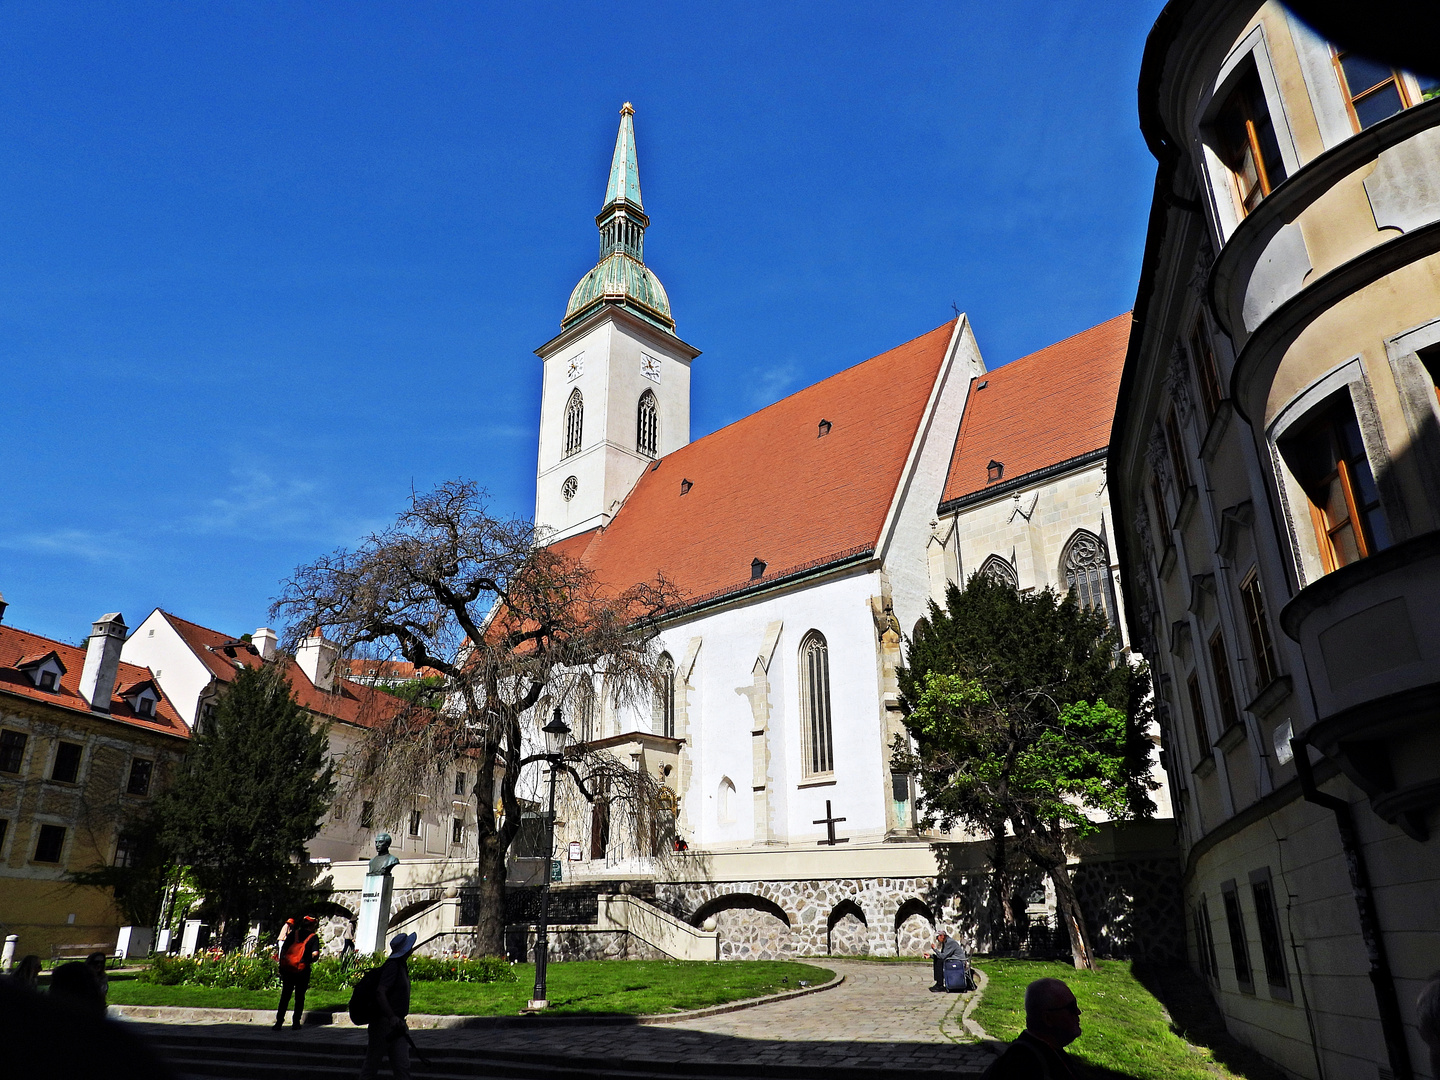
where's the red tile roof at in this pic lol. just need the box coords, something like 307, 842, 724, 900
159, 611, 405, 730
939, 313, 1130, 507
0, 625, 189, 739
562, 320, 957, 606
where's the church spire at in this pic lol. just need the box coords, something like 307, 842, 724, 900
561, 103, 674, 332
604, 102, 643, 211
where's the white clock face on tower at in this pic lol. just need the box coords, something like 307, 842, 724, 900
640, 354, 661, 383
567, 353, 585, 381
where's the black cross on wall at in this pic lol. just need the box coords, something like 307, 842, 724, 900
813, 799, 848, 846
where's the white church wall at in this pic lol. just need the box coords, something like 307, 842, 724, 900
632, 567, 893, 851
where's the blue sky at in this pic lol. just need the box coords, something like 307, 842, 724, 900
0, 1, 1163, 644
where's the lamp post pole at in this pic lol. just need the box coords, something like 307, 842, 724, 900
528, 708, 570, 1011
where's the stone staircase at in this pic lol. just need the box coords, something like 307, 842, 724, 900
145, 1027, 939, 1080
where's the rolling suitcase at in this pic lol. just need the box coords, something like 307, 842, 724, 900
942, 957, 971, 992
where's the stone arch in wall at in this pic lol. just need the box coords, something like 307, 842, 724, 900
826, 898, 870, 956
690, 892, 794, 960
387, 888, 444, 930
894, 897, 935, 956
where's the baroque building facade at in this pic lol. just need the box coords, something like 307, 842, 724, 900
1112, 3, 1440, 1079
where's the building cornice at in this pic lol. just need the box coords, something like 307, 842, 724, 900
937, 448, 1107, 515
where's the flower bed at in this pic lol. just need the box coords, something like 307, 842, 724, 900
137, 952, 516, 990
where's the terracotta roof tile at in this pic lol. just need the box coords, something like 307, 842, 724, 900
566, 320, 957, 605
940, 313, 1130, 506
337, 658, 442, 682
0, 625, 188, 739
159, 611, 404, 730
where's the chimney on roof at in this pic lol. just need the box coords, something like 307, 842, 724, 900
296, 628, 340, 692
79, 612, 128, 712
252, 627, 278, 661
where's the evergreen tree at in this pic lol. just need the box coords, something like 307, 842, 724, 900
159, 664, 335, 946
895, 573, 1155, 969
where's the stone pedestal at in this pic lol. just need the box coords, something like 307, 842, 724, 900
357, 873, 394, 955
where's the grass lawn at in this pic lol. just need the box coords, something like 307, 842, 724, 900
107, 960, 834, 1017
972, 959, 1283, 1080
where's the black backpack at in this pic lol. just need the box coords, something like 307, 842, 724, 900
347, 966, 385, 1026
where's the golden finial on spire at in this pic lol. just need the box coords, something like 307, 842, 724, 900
620, 101, 634, 116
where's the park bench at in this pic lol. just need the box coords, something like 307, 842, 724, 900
49, 942, 120, 968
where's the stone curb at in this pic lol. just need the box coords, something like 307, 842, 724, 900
111, 970, 845, 1030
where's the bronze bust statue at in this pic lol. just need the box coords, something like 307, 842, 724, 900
367, 833, 400, 877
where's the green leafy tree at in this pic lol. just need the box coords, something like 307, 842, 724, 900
159, 664, 335, 947
895, 573, 1154, 969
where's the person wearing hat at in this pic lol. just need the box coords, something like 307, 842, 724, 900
359, 932, 416, 1080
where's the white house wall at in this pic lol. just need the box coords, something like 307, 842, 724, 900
120, 610, 217, 728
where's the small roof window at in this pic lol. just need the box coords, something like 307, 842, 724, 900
680, 479, 693, 495
987, 460, 1004, 483
817, 419, 832, 437
751, 558, 766, 580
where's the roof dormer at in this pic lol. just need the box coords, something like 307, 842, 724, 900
120, 678, 161, 718
17, 651, 67, 693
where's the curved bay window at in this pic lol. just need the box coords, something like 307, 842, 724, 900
637, 389, 659, 457
1214, 64, 1287, 217
978, 554, 1018, 589
564, 389, 584, 458
1061, 530, 1117, 623
1280, 394, 1390, 573
655, 652, 676, 738
800, 631, 834, 776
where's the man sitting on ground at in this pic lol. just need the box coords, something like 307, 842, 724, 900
982, 977, 1083, 1080
924, 930, 966, 992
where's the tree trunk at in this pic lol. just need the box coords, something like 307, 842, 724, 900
988, 829, 1017, 953
472, 836, 509, 957
1046, 861, 1096, 971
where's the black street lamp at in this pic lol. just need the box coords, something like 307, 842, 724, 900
528, 707, 571, 1011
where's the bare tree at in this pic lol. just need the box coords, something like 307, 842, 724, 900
272, 480, 681, 956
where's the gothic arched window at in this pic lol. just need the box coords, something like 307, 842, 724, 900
800, 631, 834, 776
574, 678, 596, 743
717, 776, 736, 824
978, 554, 1018, 589
564, 389, 584, 458
637, 390, 658, 458
1062, 529, 1117, 623
655, 652, 676, 738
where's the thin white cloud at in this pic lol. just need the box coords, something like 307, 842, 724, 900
0, 529, 133, 564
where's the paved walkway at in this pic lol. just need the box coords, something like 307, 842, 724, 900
137, 960, 999, 1075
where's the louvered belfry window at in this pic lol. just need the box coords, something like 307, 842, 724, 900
564, 389, 584, 458
1062, 530, 1116, 624
637, 389, 658, 457
800, 632, 834, 776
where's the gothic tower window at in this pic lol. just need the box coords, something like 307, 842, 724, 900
1061, 529, 1117, 623
978, 554, 1018, 588
655, 652, 676, 738
575, 678, 596, 743
637, 389, 658, 457
564, 389, 584, 458
800, 631, 834, 776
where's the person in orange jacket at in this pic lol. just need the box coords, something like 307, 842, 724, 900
275, 915, 321, 1030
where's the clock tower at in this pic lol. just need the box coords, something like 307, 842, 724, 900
535, 103, 700, 542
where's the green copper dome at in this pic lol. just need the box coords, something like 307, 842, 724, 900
564, 253, 673, 330
561, 103, 675, 332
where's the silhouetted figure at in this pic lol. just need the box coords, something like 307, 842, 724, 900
85, 951, 110, 1004
275, 914, 321, 1029
360, 932, 415, 1080
49, 961, 106, 1016
982, 977, 1082, 1080
0, 978, 178, 1079
1419, 972, 1440, 1080
5, 954, 41, 991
